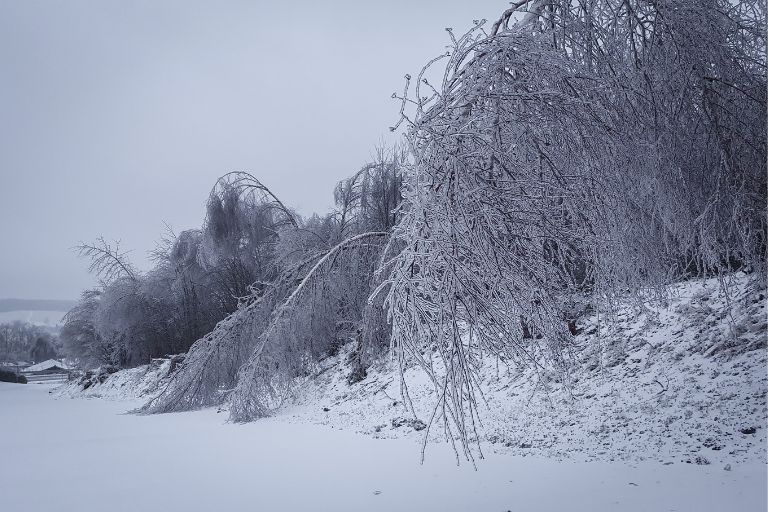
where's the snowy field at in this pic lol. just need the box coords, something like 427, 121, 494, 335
1, 382, 765, 512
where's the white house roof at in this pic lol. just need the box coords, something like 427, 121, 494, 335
24, 359, 71, 372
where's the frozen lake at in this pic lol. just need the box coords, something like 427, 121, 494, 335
1, 382, 765, 512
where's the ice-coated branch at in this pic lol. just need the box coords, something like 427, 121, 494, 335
76, 237, 138, 283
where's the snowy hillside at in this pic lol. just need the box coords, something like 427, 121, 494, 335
285, 274, 766, 466
63, 274, 767, 468
56, 357, 177, 401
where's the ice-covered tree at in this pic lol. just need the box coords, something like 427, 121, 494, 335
144, 151, 404, 414
384, 0, 766, 461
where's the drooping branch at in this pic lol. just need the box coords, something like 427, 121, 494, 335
75, 237, 138, 283
229, 231, 388, 421
213, 171, 298, 229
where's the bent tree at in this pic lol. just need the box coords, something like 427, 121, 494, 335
384, 0, 766, 461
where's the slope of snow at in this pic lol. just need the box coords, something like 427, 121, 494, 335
55, 358, 174, 401
285, 274, 767, 467
1, 382, 765, 512
58, 274, 766, 468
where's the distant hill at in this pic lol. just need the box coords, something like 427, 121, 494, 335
0, 299, 76, 313
0, 310, 68, 327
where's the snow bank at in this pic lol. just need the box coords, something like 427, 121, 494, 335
55, 357, 176, 401
58, 274, 766, 468
287, 274, 767, 466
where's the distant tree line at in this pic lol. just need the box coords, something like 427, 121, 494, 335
0, 321, 60, 364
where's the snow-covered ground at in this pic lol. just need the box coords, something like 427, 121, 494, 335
56, 357, 175, 401
290, 275, 767, 468
27, 275, 767, 510
1, 381, 765, 512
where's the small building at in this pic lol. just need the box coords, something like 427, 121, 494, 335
23, 359, 72, 375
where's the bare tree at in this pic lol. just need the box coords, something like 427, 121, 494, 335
76, 237, 137, 284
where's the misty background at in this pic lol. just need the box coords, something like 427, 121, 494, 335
0, 0, 506, 301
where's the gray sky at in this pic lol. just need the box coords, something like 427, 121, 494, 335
0, 0, 508, 300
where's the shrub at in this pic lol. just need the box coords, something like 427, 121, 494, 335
0, 369, 27, 384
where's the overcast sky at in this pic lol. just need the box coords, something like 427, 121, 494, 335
0, 0, 508, 300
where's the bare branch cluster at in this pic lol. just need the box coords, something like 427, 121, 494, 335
76, 237, 137, 284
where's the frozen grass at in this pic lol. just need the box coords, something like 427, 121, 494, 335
1, 382, 766, 512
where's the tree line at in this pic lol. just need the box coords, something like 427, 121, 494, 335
0, 322, 59, 364
63, 0, 765, 462
61, 148, 405, 370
